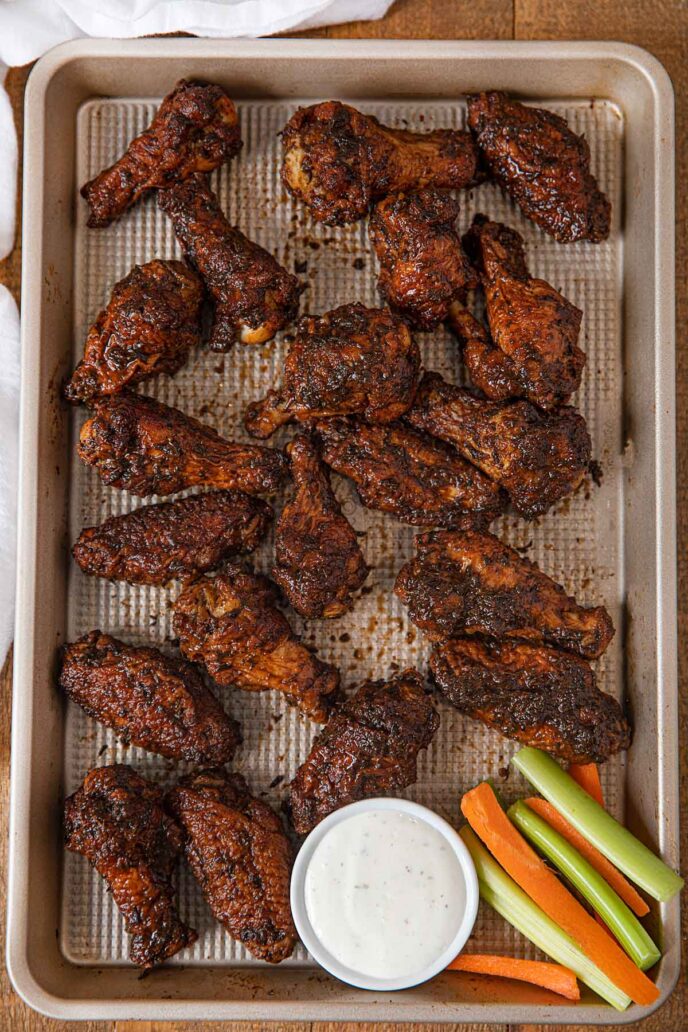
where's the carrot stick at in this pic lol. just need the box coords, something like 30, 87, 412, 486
447, 953, 580, 1000
525, 798, 650, 917
569, 763, 604, 806
460, 782, 659, 1006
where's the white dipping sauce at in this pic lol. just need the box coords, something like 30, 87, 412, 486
304, 809, 466, 980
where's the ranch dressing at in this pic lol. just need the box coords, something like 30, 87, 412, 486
304, 809, 467, 980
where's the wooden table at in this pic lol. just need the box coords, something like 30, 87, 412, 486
1, 2, 685, 1030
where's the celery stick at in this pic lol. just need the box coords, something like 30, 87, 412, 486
460, 826, 631, 1011
509, 799, 661, 971
512, 747, 683, 903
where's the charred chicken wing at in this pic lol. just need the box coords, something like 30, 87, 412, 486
64, 764, 196, 967
158, 173, 301, 352
394, 529, 615, 659
81, 79, 242, 228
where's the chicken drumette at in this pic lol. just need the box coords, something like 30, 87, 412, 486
273, 435, 369, 619
467, 91, 611, 243
167, 769, 296, 963
81, 79, 242, 228
78, 392, 286, 497
64, 764, 196, 967
281, 101, 480, 225
158, 174, 301, 352
244, 302, 419, 439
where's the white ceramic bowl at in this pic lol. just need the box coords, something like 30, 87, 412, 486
290, 797, 479, 992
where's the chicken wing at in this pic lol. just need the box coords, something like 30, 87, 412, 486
60, 631, 241, 764
316, 417, 505, 529
244, 303, 419, 439
78, 392, 286, 498
406, 371, 591, 518
167, 769, 296, 963
65, 260, 204, 403
173, 564, 340, 722
273, 434, 369, 619
158, 174, 301, 352
72, 490, 272, 586
430, 638, 630, 764
467, 91, 611, 243
64, 764, 196, 967
368, 188, 478, 328
281, 101, 480, 225
81, 79, 242, 228
286, 669, 439, 835
394, 529, 615, 659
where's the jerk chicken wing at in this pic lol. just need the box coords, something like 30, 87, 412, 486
158, 174, 301, 352
173, 564, 340, 722
244, 303, 419, 439
60, 631, 241, 764
65, 260, 204, 403
369, 188, 478, 328
467, 91, 611, 243
430, 638, 630, 764
81, 80, 241, 228
316, 417, 505, 529
281, 101, 480, 225
406, 371, 591, 519
272, 434, 369, 619
64, 764, 196, 967
167, 769, 296, 963
286, 669, 439, 835
394, 529, 615, 659
78, 392, 286, 497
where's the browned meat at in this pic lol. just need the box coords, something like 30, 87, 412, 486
449, 303, 521, 400
368, 189, 478, 328
272, 435, 368, 619
286, 669, 439, 835
65, 260, 204, 403
78, 392, 286, 498
281, 101, 480, 226
158, 174, 301, 352
64, 764, 196, 967
244, 303, 419, 439
430, 638, 630, 764
60, 631, 241, 764
72, 490, 272, 586
167, 769, 296, 963
467, 92, 611, 243
394, 529, 615, 659
173, 565, 340, 722
81, 80, 242, 228
316, 417, 505, 529
406, 371, 591, 519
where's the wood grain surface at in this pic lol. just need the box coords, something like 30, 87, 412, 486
1, 1, 686, 1030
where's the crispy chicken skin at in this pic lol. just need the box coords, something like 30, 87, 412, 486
430, 639, 630, 764
64, 764, 196, 967
286, 669, 439, 835
406, 371, 591, 519
369, 189, 478, 328
394, 529, 615, 659
173, 564, 340, 722
281, 101, 480, 226
167, 769, 296, 963
78, 392, 286, 498
244, 303, 420, 439
158, 174, 301, 352
72, 490, 272, 586
60, 631, 241, 764
467, 92, 611, 243
65, 260, 204, 403
273, 435, 369, 619
316, 417, 505, 529
81, 80, 242, 228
